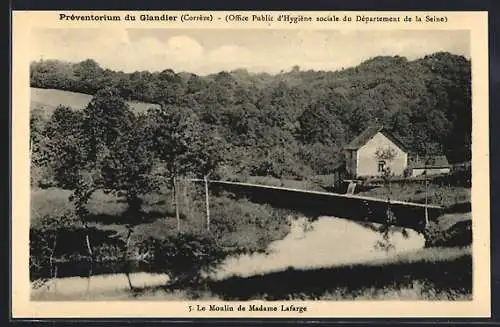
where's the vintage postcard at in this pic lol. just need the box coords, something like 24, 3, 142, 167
12, 10, 490, 318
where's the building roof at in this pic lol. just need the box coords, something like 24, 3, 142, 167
344, 126, 408, 152
409, 155, 450, 169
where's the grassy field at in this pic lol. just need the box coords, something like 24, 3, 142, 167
30, 87, 160, 117
223, 174, 471, 209
226, 175, 326, 192
355, 182, 471, 208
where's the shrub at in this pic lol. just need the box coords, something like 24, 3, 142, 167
209, 196, 291, 252
30, 210, 129, 280
423, 219, 472, 248
432, 167, 471, 187
30, 211, 81, 280
31, 165, 56, 189
423, 221, 447, 248
136, 232, 227, 284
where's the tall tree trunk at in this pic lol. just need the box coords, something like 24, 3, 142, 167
72, 187, 97, 260
126, 272, 134, 291
124, 194, 141, 255
125, 258, 134, 291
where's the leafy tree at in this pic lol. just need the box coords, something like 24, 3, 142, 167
30, 59, 76, 90
30, 211, 80, 280
42, 89, 159, 254
30, 107, 48, 167
297, 142, 341, 174
146, 105, 224, 181
30, 107, 46, 144
100, 113, 160, 213
373, 146, 399, 252
39, 106, 85, 189
73, 59, 104, 94
155, 69, 184, 105
221, 102, 262, 147
79, 88, 160, 225
297, 90, 352, 147
375, 146, 397, 179
298, 106, 346, 148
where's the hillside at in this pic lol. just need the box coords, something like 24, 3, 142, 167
30, 87, 160, 118
30, 52, 472, 177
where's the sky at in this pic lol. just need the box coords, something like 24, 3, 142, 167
29, 29, 470, 75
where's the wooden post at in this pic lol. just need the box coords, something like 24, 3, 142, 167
125, 227, 133, 247
184, 178, 192, 223
85, 234, 93, 257
126, 272, 134, 290
86, 260, 93, 296
204, 175, 210, 232
174, 177, 180, 231
424, 178, 429, 226
53, 264, 58, 292
423, 154, 433, 227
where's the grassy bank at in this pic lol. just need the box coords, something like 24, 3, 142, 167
30, 174, 472, 293
355, 182, 470, 208
30, 186, 293, 281
34, 246, 470, 301
156, 246, 472, 301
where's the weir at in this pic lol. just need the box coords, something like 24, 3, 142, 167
190, 179, 444, 233
346, 182, 357, 195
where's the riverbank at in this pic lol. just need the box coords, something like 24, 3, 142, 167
31, 216, 472, 301
30, 187, 293, 281
32, 249, 471, 301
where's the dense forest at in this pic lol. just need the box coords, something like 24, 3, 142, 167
30, 52, 471, 183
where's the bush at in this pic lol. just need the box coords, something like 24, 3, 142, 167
30, 211, 81, 279
31, 165, 56, 189
136, 232, 227, 283
209, 196, 291, 252
423, 219, 472, 248
30, 210, 129, 280
423, 221, 447, 248
432, 167, 471, 187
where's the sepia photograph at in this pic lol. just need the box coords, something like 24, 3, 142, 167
27, 27, 474, 302
10, 10, 490, 318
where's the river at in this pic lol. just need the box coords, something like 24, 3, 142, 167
31, 216, 428, 300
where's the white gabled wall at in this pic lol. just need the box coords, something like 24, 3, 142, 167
355, 132, 408, 177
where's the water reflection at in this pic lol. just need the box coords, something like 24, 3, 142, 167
208, 216, 425, 280
32, 272, 170, 300
32, 216, 425, 300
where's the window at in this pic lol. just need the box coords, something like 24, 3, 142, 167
378, 160, 386, 173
